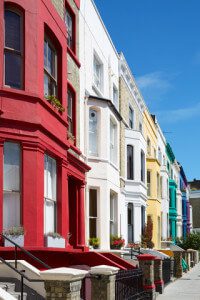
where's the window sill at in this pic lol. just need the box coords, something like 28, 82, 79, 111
67, 46, 81, 67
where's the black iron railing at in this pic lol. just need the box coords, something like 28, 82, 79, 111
0, 234, 51, 299
162, 258, 171, 285
115, 268, 149, 300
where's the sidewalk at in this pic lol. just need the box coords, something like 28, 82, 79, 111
157, 263, 200, 300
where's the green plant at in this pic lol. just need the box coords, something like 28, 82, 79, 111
45, 95, 65, 112
141, 216, 154, 249
110, 235, 125, 249
176, 233, 200, 250
3, 226, 24, 237
89, 237, 100, 249
46, 232, 62, 239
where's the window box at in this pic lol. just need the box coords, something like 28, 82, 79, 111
4, 235, 24, 247
45, 235, 65, 248
3, 226, 24, 247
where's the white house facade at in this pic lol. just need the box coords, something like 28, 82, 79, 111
156, 123, 169, 241
119, 53, 147, 245
79, 0, 122, 249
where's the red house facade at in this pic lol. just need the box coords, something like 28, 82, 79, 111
0, 0, 90, 250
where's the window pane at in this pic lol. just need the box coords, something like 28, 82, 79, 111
44, 199, 55, 234
89, 109, 98, 155
89, 219, 97, 238
5, 51, 22, 89
44, 155, 57, 201
127, 145, 133, 180
3, 192, 20, 229
44, 40, 48, 70
4, 142, 20, 191
5, 10, 21, 51
68, 91, 73, 118
89, 189, 97, 217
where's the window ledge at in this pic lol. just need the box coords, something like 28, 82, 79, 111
67, 47, 81, 67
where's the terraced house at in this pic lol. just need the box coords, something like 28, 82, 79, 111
119, 53, 147, 245
0, 0, 91, 251
143, 112, 161, 249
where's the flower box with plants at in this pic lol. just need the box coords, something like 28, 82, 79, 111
45, 232, 65, 248
110, 235, 125, 250
89, 237, 100, 249
3, 226, 24, 247
45, 95, 65, 113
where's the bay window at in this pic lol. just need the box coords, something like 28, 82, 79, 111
89, 108, 98, 156
44, 37, 57, 97
3, 142, 21, 229
44, 154, 57, 234
4, 7, 23, 89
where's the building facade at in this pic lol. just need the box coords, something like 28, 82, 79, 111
119, 53, 147, 245
143, 111, 161, 249
156, 122, 169, 241
0, 0, 90, 250
79, 0, 121, 249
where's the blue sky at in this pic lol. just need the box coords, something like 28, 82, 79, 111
95, 0, 200, 181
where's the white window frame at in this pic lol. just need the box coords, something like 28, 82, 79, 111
44, 154, 57, 234
44, 36, 57, 97
3, 142, 21, 229
110, 119, 117, 165
93, 52, 103, 94
110, 192, 117, 236
147, 170, 151, 197
129, 105, 134, 129
89, 108, 98, 156
89, 189, 98, 238
113, 84, 118, 109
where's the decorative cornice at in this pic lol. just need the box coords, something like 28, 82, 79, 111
119, 52, 146, 113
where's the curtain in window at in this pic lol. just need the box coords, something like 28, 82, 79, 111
89, 109, 98, 156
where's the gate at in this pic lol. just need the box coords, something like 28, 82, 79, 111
115, 268, 150, 300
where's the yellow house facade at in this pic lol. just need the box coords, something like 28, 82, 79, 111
143, 110, 161, 249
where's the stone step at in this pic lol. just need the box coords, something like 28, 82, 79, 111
9, 291, 27, 300
0, 282, 16, 292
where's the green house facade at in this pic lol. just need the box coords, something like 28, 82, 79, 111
166, 143, 177, 240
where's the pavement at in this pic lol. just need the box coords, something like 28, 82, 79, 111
157, 262, 200, 300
